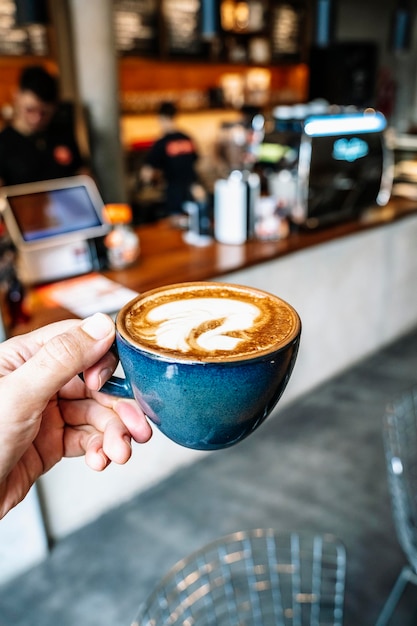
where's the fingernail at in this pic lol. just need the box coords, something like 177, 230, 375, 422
82, 313, 114, 340
98, 367, 113, 390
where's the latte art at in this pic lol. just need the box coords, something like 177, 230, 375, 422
143, 297, 260, 353
119, 282, 300, 362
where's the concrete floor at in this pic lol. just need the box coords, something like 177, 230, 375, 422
2, 327, 417, 626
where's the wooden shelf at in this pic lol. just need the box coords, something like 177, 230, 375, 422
118, 57, 309, 111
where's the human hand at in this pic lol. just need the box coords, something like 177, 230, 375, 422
0, 313, 152, 518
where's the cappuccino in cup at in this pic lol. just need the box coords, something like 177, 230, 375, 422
101, 281, 301, 450
119, 282, 299, 363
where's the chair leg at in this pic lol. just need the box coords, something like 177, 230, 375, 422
375, 565, 417, 626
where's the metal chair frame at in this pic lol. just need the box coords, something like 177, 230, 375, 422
376, 387, 417, 626
132, 529, 346, 626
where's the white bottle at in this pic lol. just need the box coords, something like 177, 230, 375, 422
214, 171, 247, 245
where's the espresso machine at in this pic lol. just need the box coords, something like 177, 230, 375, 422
293, 110, 393, 228
257, 108, 393, 230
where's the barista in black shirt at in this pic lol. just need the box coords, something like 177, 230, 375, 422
0, 65, 88, 187
140, 101, 201, 215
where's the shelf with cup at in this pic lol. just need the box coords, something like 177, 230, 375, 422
114, 0, 311, 66
115, 0, 311, 114
0, 0, 50, 57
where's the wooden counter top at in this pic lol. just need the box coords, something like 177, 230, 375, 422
104, 195, 417, 292
11, 195, 417, 336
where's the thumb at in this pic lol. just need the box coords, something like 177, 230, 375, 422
5, 313, 116, 414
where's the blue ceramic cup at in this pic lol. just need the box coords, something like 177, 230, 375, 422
100, 282, 301, 450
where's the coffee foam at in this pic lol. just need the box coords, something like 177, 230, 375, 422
119, 283, 300, 362
146, 297, 260, 353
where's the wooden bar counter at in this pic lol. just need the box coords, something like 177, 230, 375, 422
107, 196, 417, 291
14, 195, 417, 335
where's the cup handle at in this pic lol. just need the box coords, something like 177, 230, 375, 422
78, 340, 135, 399
78, 371, 134, 398
99, 375, 134, 398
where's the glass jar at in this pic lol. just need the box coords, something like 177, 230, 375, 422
103, 204, 140, 270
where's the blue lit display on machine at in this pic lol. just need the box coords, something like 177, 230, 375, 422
303, 111, 387, 137
332, 137, 369, 162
